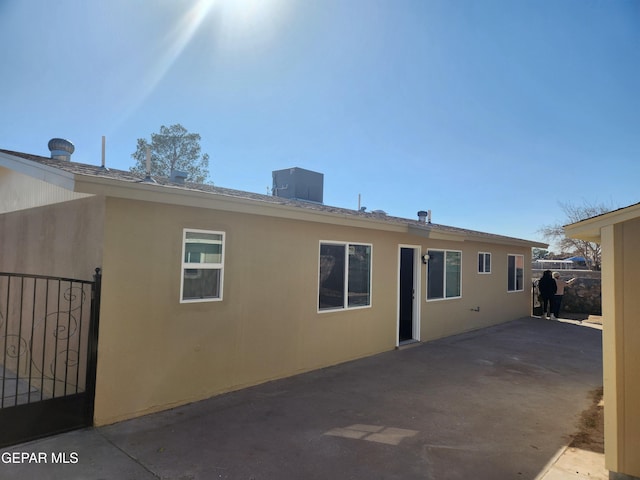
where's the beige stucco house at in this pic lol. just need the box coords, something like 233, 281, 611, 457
565, 203, 640, 480
0, 144, 545, 427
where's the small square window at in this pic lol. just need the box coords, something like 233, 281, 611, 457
181, 229, 225, 302
478, 252, 491, 274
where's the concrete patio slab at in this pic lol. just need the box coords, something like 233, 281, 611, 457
0, 317, 604, 479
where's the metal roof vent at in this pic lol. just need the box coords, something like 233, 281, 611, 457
48, 138, 75, 161
417, 210, 432, 223
170, 169, 188, 185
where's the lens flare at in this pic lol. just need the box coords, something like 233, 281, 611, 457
114, 0, 288, 128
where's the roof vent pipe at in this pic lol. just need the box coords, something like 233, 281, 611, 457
417, 210, 432, 224
100, 136, 109, 170
142, 146, 157, 183
48, 138, 74, 161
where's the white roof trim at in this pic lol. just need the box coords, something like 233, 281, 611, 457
565, 202, 640, 242
0, 151, 76, 190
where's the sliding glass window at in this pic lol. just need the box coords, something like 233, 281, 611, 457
427, 249, 462, 300
319, 242, 372, 311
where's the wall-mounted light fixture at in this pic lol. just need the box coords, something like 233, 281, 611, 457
422, 254, 430, 264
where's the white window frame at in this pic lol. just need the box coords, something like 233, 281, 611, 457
318, 241, 373, 312
426, 249, 462, 301
507, 253, 524, 292
478, 252, 492, 274
180, 228, 225, 303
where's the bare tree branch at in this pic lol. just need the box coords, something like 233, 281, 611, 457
538, 200, 614, 270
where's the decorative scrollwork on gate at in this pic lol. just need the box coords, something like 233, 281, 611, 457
3, 335, 29, 360
1, 280, 90, 402
30, 286, 86, 385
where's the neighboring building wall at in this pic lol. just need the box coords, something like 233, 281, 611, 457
602, 217, 640, 478
0, 195, 105, 279
0, 166, 90, 214
93, 197, 533, 425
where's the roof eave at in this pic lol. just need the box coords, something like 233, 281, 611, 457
408, 224, 467, 242
1, 149, 549, 247
73, 175, 550, 246
73, 173, 409, 232
564, 202, 640, 242
408, 224, 547, 248
563, 223, 601, 243
0, 151, 76, 190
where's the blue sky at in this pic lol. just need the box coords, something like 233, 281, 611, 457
1, 0, 638, 246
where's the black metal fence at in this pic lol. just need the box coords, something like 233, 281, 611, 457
0, 269, 101, 446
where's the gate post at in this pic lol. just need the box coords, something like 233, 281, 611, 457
84, 267, 102, 424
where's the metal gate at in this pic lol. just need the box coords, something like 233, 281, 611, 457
532, 279, 542, 316
0, 269, 101, 447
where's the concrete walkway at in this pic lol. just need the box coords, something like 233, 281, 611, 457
536, 318, 607, 480
0, 317, 604, 479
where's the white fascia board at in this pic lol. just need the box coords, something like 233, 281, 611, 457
563, 223, 601, 243
491, 238, 548, 249
408, 224, 466, 242
565, 203, 640, 242
408, 224, 546, 248
0, 152, 76, 190
72, 173, 550, 246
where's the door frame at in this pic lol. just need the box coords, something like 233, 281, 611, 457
397, 245, 421, 346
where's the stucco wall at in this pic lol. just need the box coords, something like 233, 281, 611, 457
420, 241, 531, 341
0, 195, 105, 279
93, 197, 533, 425
96, 198, 398, 424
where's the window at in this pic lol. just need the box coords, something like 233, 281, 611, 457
180, 229, 225, 302
319, 242, 372, 311
426, 249, 462, 300
507, 254, 524, 292
478, 252, 491, 274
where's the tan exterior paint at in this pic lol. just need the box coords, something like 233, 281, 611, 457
566, 208, 640, 479
600, 224, 620, 472
89, 197, 533, 425
95, 198, 401, 423
419, 241, 530, 341
0, 151, 537, 428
